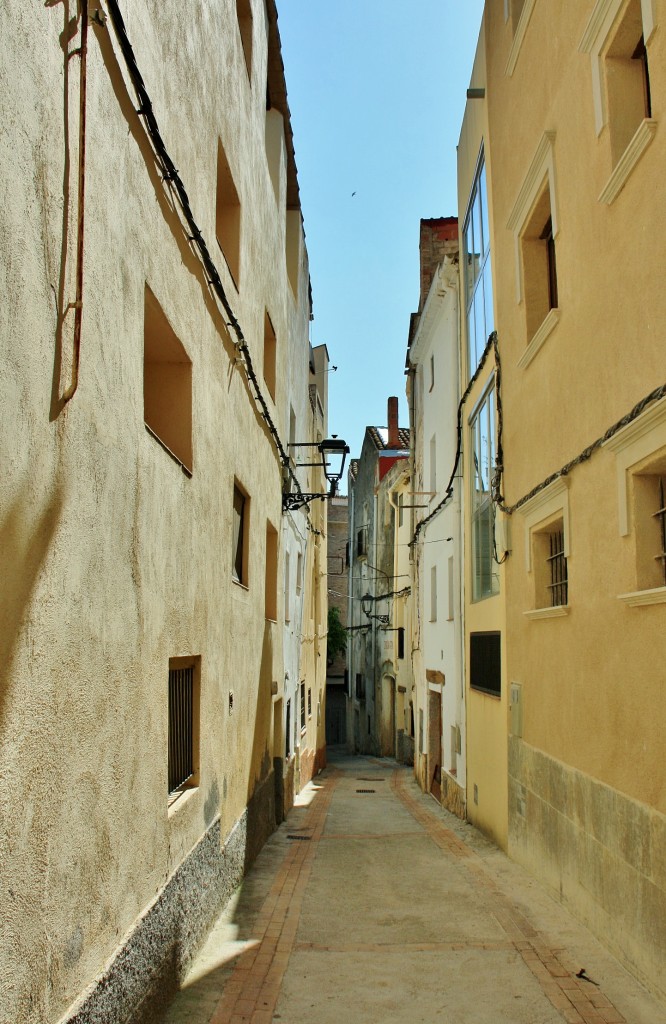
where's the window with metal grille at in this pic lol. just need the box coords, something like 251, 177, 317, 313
300, 681, 306, 732
656, 477, 666, 585
470, 631, 501, 697
547, 528, 568, 606
308, 687, 312, 718
168, 660, 199, 797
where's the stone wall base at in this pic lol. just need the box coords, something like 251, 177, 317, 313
60, 772, 276, 1024
396, 729, 414, 766
509, 737, 666, 1002
440, 772, 465, 820
299, 746, 315, 788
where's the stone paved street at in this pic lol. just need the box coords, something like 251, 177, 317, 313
161, 752, 666, 1024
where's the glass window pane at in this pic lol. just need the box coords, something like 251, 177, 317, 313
465, 216, 476, 299
480, 163, 489, 257
483, 257, 494, 338
474, 279, 486, 366
467, 292, 477, 375
473, 188, 482, 273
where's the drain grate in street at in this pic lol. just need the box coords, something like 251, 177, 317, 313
356, 789, 376, 794
287, 834, 312, 841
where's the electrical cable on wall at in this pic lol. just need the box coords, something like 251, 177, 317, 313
102, 0, 320, 531
411, 327, 666, 551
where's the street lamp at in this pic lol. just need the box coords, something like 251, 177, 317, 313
282, 437, 350, 512
361, 591, 390, 626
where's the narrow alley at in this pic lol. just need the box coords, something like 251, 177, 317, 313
161, 752, 664, 1024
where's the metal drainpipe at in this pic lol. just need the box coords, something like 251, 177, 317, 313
347, 482, 354, 751
62, 2, 88, 404
372, 491, 378, 753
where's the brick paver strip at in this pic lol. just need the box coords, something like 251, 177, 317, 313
209, 772, 339, 1024
392, 769, 626, 1024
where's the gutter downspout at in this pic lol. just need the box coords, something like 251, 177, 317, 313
62, 2, 88, 404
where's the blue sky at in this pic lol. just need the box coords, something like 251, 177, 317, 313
277, 1, 485, 479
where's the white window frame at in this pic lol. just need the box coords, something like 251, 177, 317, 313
519, 478, 571, 620
604, 397, 666, 606
507, 131, 561, 368
579, 0, 657, 204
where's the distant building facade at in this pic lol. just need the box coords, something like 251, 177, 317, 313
347, 400, 410, 754
406, 218, 465, 817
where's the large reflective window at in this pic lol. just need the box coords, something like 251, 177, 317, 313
463, 150, 494, 378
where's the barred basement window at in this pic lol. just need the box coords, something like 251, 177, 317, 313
547, 528, 568, 606
168, 658, 200, 799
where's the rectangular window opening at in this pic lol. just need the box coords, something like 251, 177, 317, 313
232, 480, 250, 586
168, 658, 200, 798
216, 140, 241, 288
265, 521, 278, 620
263, 310, 277, 401
605, 2, 651, 165
144, 285, 192, 473
470, 632, 501, 697
521, 187, 557, 341
235, 0, 253, 80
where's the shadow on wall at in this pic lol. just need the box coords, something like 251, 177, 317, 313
0, 480, 64, 726
243, 618, 278, 873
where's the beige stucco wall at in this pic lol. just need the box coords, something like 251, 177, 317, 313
481, 0, 666, 996
0, 2, 323, 1021
457, 23, 508, 851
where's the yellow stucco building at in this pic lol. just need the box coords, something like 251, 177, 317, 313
473, 0, 666, 998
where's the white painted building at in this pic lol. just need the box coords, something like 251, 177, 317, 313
406, 219, 466, 818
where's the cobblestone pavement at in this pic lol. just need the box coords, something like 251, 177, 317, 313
161, 753, 666, 1024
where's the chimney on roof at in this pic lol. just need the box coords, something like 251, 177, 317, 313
388, 396, 399, 449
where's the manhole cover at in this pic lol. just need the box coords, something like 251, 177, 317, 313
356, 789, 376, 794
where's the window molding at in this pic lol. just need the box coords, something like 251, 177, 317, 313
523, 605, 569, 620
603, 396, 666, 536
507, 131, 558, 306
505, 0, 538, 77
598, 118, 657, 204
518, 477, 570, 571
517, 307, 560, 370
617, 585, 666, 607
579, 0, 657, 136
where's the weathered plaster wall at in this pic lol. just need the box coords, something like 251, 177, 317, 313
0, 2, 317, 1021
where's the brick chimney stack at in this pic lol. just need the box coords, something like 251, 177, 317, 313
388, 396, 399, 448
